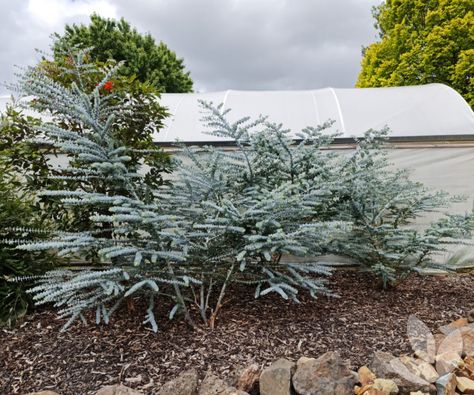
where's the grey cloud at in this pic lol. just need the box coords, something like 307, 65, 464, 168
0, 0, 381, 94
0, 0, 101, 95
0, 1, 47, 93
113, 0, 381, 91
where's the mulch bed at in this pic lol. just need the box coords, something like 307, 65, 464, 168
1, 270, 473, 395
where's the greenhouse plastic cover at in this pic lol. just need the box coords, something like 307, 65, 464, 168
1, 83, 473, 143
155, 83, 474, 143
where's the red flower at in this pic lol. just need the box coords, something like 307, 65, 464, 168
102, 80, 113, 91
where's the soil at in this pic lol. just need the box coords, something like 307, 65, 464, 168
1, 270, 473, 395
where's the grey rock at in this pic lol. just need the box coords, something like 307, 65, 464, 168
292, 351, 355, 395
233, 363, 260, 394
157, 369, 199, 395
370, 351, 433, 393
198, 372, 246, 395
95, 385, 143, 395
435, 373, 457, 395
259, 358, 295, 395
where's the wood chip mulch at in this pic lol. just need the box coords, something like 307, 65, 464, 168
1, 270, 473, 394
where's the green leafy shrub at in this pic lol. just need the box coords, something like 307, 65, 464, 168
0, 106, 51, 192
0, 107, 58, 326
0, 168, 55, 326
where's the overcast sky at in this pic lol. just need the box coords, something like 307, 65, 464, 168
0, 0, 381, 94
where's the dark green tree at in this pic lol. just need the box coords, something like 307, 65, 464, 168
52, 14, 193, 93
357, 0, 474, 108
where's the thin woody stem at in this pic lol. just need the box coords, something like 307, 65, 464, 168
167, 263, 196, 328
209, 263, 234, 329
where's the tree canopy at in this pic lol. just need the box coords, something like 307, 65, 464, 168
357, 0, 474, 108
52, 14, 193, 93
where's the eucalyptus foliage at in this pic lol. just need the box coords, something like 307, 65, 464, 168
10, 50, 189, 331
27, 49, 170, 261
332, 130, 474, 287
9, 49, 474, 330
10, 51, 347, 331
164, 102, 349, 327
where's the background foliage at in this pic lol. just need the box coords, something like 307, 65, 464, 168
357, 0, 474, 108
52, 14, 194, 93
0, 110, 56, 326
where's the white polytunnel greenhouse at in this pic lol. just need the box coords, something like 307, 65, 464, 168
1, 83, 474, 267
158, 83, 474, 268
155, 83, 474, 143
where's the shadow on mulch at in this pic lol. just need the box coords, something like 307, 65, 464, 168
1, 271, 473, 395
